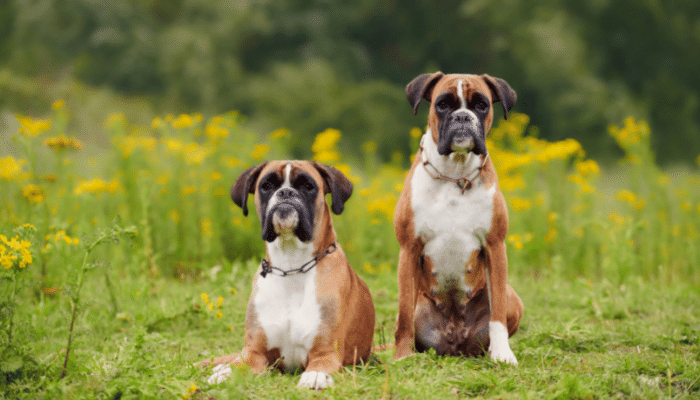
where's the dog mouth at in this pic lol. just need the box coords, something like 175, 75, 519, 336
262, 201, 313, 242
450, 132, 475, 152
271, 203, 299, 235
438, 129, 486, 156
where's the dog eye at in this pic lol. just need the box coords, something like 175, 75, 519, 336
260, 181, 273, 191
475, 100, 489, 112
302, 181, 314, 191
436, 101, 449, 111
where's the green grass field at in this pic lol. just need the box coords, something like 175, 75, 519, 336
2, 107, 699, 398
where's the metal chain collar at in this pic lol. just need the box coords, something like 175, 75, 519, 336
419, 137, 489, 194
259, 241, 338, 278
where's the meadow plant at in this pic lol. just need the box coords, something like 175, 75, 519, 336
60, 217, 136, 379
0, 104, 699, 397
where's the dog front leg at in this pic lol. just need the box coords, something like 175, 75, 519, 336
394, 245, 422, 360
298, 343, 342, 390
484, 241, 517, 365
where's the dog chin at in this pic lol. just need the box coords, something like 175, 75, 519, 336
272, 206, 299, 235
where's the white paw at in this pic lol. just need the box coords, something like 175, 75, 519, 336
297, 371, 334, 390
207, 363, 232, 384
488, 321, 518, 365
489, 342, 518, 365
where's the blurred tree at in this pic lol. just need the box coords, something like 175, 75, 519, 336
1, 0, 698, 163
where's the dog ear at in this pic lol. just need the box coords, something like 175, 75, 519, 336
312, 162, 353, 215
231, 162, 268, 216
406, 72, 445, 115
482, 74, 517, 120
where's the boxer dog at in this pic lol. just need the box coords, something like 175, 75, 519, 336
199, 161, 375, 390
393, 72, 524, 364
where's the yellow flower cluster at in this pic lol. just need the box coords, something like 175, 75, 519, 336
507, 233, 534, 250
44, 134, 84, 151
164, 139, 213, 165
171, 113, 202, 129
48, 230, 81, 246
22, 184, 44, 203
615, 189, 646, 210
74, 179, 121, 195
115, 136, 157, 158
311, 128, 341, 163
0, 234, 33, 270
250, 144, 270, 160
201, 292, 224, 318
270, 128, 289, 139
1, 156, 26, 181
16, 114, 51, 137
609, 117, 649, 148
363, 262, 391, 274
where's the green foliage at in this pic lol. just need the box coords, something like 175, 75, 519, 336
1, 0, 698, 162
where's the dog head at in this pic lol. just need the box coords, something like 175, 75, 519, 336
406, 72, 516, 157
231, 161, 353, 242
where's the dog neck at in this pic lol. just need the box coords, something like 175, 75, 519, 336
421, 130, 485, 182
265, 234, 316, 272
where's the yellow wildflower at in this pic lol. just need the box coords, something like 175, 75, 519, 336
220, 155, 241, 168
0, 234, 33, 269
74, 179, 121, 195
171, 114, 195, 129
312, 128, 341, 153
168, 210, 181, 224
312, 128, 342, 163
608, 212, 626, 226
498, 174, 525, 192
151, 117, 164, 129
333, 163, 362, 184
201, 218, 213, 238
507, 234, 524, 250
22, 184, 44, 203
16, 114, 51, 137
410, 127, 423, 139
270, 128, 289, 139
215, 311, 223, 319
201, 293, 209, 303
105, 113, 126, 129
0, 157, 26, 181
509, 197, 532, 212
44, 134, 83, 151
575, 160, 600, 177
52, 100, 66, 110
205, 124, 229, 142
115, 136, 157, 158
250, 144, 270, 160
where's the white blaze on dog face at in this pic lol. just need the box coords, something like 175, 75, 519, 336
256, 162, 320, 243
430, 76, 490, 157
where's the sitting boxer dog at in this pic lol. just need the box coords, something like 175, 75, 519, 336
393, 72, 524, 364
199, 161, 375, 390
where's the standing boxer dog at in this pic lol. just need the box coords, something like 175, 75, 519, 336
393, 72, 524, 364
199, 161, 375, 390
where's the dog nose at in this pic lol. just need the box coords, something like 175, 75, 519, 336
277, 188, 295, 199
451, 110, 472, 123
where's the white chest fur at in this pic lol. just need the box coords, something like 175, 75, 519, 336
411, 133, 495, 293
253, 238, 321, 371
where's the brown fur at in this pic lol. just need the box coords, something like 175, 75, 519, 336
394, 74, 523, 360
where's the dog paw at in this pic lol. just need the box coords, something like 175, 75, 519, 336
297, 371, 334, 390
489, 342, 518, 365
207, 363, 232, 384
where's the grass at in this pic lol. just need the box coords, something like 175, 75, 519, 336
3, 262, 699, 399
2, 107, 700, 398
